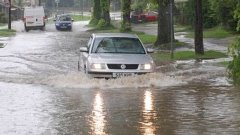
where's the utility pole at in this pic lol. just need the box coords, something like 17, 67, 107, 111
81, 0, 83, 19
8, 0, 11, 30
194, 0, 204, 55
39, 0, 41, 6
170, 0, 174, 59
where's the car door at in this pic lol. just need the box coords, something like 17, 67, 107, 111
79, 36, 93, 70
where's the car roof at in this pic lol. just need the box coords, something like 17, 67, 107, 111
92, 33, 139, 38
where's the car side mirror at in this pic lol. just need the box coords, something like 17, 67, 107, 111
53, 19, 56, 21
79, 47, 88, 52
146, 48, 154, 53
72, 19, 74, 22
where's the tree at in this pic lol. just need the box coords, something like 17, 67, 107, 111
194, 0, 204, 55
210, 0, 238, 31
234, 1, 240, 31
228, 1, 240, 85
90, 0, 101, 25
154, 0, 172, 48
98, 0, 111, 27
120, 0, 131, 32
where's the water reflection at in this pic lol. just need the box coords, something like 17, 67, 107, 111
91, 92, 107, 135
141, 90, 157, 135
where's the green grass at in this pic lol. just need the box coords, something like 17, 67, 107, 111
0, 29, 16, 37
151, 50, 227, 62
70, 15, 91, 21
0, 43, 4, 48
186, 26, 233, 38
203, 27, 232, 38
137, 34, 157, 44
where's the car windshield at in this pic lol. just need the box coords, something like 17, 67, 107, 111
92, 37, 146, 54
58, 16, 71, 21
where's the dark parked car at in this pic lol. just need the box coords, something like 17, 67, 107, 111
54, 14, 74, 31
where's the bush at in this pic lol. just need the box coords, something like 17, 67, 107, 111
89, 18, 99, 25
0, 12, 7, 23
228, 38, 240, 85
97, 19, 106, 28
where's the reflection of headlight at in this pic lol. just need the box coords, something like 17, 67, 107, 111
139, 64, 152, 70
90, 63, 106, 69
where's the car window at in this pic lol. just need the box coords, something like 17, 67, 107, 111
92, 37, 146, 54
87, 37, 93, 48
58, 16, 71, 21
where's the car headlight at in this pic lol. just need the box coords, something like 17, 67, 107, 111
139, 64, 152, 70
90, 63, 106, 69
56, 23, 60, 26
68, 23, 72, 26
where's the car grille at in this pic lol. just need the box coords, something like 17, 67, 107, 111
107, 64, 138, 69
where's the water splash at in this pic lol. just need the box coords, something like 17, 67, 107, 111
42, 72, 186, 89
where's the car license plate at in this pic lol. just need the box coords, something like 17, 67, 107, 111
113, 73, 134, 78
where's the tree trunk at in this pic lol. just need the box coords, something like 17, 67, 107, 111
101, 0, 111, 26
194, 0, 204, 55
121, 0, 131, 32
154, 0, 171, 48
90, 0, 101, 25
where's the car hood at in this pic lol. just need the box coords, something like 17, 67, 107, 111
88, 53, 154, 64
56, 21, 72, 24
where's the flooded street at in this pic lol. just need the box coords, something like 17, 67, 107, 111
0, 21, 240, 135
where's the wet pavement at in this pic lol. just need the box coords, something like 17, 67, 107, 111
0, 21, 240, 135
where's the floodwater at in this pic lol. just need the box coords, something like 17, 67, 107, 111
0, 21, 239, 135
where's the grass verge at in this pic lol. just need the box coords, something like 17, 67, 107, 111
185, 26, 234, 38
151, 50, 228, 63
0, 29, 16, 37
70, 15, 91, 21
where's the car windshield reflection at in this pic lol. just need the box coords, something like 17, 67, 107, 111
92, 37, 146, 54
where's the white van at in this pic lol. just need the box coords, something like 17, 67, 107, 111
23, 6, 46, 32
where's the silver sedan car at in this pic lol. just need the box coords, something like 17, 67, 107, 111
78, 33, 155, 78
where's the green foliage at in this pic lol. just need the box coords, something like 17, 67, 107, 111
120, 21, 131, 32
210, 0, 238, 31
0, 12, 7, 23
89, 18, 99, 25
179, 0, 239, 31
100, 0, 111, 26
234, 2, 240, 31
120, 0, 131, 32
90, 0, 101, 26
96, 19, 114, 29
202, 0, 218, 28
228, 38, 240, 85
132, 0, 148, 11
97, 19, 107, 28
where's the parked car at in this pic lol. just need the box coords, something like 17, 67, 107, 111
78, 33, 155, 78
131, 11, 158, 23
54, 14, 74, 31
144, 11, 158, 22
23, 6, 46, 32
